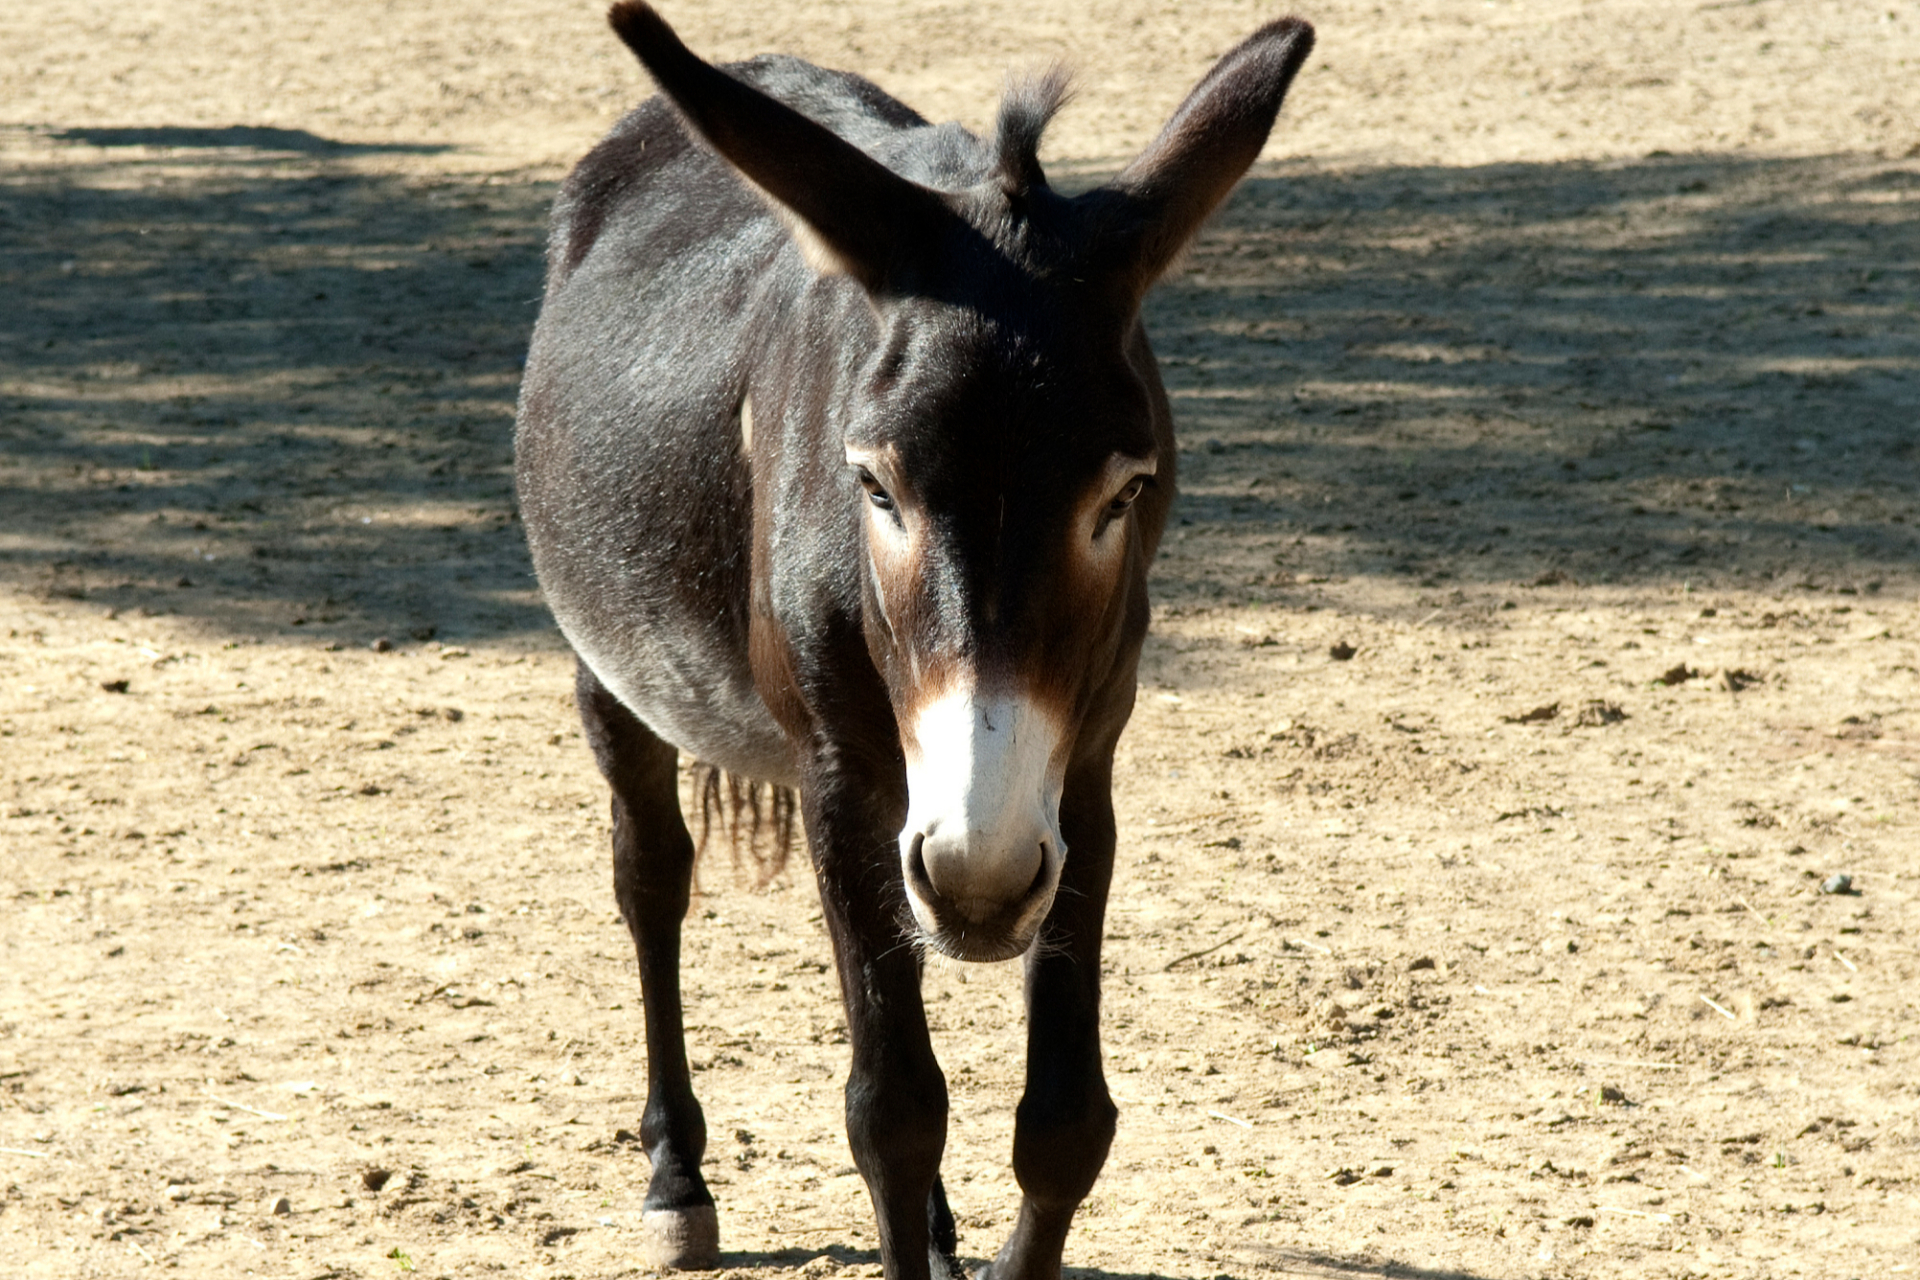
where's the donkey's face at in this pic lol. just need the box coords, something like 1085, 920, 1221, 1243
844, 307, 1165, 960
610, 0, 1313, 962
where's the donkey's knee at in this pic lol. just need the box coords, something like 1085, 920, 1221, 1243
845, 1060, 949, 1187
610, 807, 696, 929
1010, 1083, 1117, 1207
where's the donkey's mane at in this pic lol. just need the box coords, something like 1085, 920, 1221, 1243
991, 64, 1073, 196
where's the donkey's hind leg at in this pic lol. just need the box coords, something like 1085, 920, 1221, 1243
576, 660, 718, 1270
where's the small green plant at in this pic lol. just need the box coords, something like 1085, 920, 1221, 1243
388, 1246, 416, 1272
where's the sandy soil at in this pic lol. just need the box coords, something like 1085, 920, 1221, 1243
3, 2, 1919, 1278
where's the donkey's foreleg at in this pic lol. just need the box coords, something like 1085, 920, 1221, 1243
985, 776, 1119, 1280
810, 799, 952, 1280
576, 662, 717, 1270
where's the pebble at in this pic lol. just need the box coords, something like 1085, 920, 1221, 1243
1324, 1164, 1391, 1185
1820, 874, 1854, 895
361, 1168, 394, 1192
266, 1195, 291, 1216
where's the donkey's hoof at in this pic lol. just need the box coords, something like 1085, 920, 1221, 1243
641, 1205, 719, 1270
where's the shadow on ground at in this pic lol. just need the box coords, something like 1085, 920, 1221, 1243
1153, 151, 1919, 609
52, 125, 453, 155
3, 132, 1915, 643
1, 127, 550, 641
707, 1244, 1504, 1280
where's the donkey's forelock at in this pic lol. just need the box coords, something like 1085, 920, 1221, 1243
992, 64, 1073, 198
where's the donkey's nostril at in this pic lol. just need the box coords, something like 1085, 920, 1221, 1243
906, 831, 935, 897
1026, 842, 1049, 899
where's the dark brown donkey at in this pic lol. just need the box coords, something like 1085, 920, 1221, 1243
515, 4, 1312, 1276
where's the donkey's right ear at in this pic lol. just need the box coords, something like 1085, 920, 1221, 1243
1089, 17, 1314, 303
608, 2, 954, 293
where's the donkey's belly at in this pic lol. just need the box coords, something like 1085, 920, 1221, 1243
556, 591, 800, 788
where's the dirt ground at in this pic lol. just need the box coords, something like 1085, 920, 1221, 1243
3, 2, 1918, 1278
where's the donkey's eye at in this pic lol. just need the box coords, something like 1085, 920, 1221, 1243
1107, 477, 1147, 516
855, 467, 895, 512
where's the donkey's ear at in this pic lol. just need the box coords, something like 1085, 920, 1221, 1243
608, 1, 952, 292
1090, 17, 1314, 300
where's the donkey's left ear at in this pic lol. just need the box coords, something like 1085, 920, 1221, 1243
1089, 17, 1314, 301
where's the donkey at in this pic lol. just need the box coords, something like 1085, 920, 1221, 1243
514, 4, 1313, 1276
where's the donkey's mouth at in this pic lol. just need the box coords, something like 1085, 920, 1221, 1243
917, 912, 1050, 964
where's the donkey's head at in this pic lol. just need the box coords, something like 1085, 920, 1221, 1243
610, 2, 1312, 961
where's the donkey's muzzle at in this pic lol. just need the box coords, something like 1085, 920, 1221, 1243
898, 687, 1066, 961
903, 826, 1059, 962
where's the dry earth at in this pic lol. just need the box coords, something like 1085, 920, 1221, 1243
3, 2, 1919, 1279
